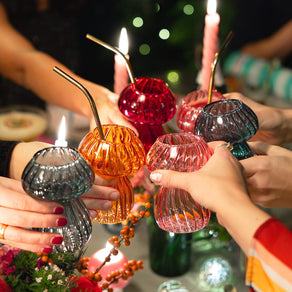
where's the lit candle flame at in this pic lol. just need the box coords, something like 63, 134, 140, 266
55, 115, 68, 147
207, 0, 217, 15
119, 27, 129, 55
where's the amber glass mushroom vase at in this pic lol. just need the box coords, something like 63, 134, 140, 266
79, 124, 145, 223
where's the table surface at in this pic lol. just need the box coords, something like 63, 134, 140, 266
85, 220, 248, 292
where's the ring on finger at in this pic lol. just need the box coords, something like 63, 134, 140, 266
0, 223, 8, 240
215, 142, 234, 152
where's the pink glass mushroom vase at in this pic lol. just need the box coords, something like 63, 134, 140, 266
118, 77, 177, 152
146, 133, 212, 233
177, 89, 225, 133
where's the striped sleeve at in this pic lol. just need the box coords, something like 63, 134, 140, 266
246, 217, 292, 292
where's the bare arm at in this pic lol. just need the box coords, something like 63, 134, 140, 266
0, 3, 136, 132
241, 19, 292, 61
149, 142, 271, 254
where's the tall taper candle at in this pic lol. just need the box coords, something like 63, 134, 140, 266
201, 0, 220, 91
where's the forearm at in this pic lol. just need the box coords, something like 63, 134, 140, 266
216, 192, 271, 255
9, 141, 52, 181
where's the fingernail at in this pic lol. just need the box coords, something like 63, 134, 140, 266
42, 247, 52, 253
150, 172, 162, 184
51, 236, 63, 245
57, 217, 68, 227
89, 210, 98, 219
103, 201, 112, 209
53, 207, 64, 214
110, 191, 120, 200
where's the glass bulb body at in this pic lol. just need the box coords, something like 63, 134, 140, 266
118, 77, 177, 152
194, 99, 258, 160
21, 147, 94, 260
79, 124, 145, 223
177, 89, 224, 133
146, 133, 212, 233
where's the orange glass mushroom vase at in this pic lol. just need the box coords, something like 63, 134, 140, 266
118, 77, 176, 153
79, 124, 145, 223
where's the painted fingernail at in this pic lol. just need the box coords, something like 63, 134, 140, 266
51, 236, 63, 245
57, 217, 68, 227
110, 191, 120, 200
150, 172, 162, 184
42, 247, 52, 253
53, 207, 64, 214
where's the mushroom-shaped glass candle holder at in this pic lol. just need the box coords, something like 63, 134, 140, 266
176, 89, 224, 133
22, 147, 94, 263
118, 77, 177, 152
194, 99, 258, 160
146, 133, 212, 233
79, 124, 145, 224
177, 32, 234, 134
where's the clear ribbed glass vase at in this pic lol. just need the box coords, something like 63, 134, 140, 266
146, 133, 212, 233
21, 147, 94, 262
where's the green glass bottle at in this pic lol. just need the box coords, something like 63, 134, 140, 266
148, 213, 192, 277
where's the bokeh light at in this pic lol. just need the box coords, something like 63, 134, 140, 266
139, 44, 151, 55
159, 29, 170, 40
132, 17, 143, 28
183, 4, 194, 15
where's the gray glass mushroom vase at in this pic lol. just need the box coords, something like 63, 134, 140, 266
194, 99, 258, 160
21, 146, 94, 265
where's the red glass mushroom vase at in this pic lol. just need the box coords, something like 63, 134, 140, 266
118, 77, 177, 152
79, 124, 145, 224
146, 132, 212, 233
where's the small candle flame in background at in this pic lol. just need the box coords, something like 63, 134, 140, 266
119, 27, 129, 55
207, 0, 217, 15
55, 115, 68, 147
114, 28, 130, 94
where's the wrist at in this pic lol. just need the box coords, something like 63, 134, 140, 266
9, 141, 52, 180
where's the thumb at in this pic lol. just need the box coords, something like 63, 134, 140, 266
150, 170, 191, 192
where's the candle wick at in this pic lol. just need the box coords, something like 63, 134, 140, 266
53, 66, 105, 140
208, 31, 234, 104
86, 34, 137, 88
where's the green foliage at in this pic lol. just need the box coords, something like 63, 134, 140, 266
4, 251, 78, 292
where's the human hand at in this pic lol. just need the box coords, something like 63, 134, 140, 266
86, 81, 138, 136
81, 175, 120, 218
149, 141, 250, 214
224, 92, 288, 146
0, 176, 67, 253
149, 141, 271, 254
241, 142, 292, 208
130, 166, 156, 195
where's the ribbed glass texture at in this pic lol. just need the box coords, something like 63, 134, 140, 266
22, 147, 94, 201
177, 89, 224, 133
118, 77, 176, 125
21, 147, 93, 259
194, 99, 258, 160
35, 198, 92, 261
146, 133, 212, 233
79, 124, 145, 223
